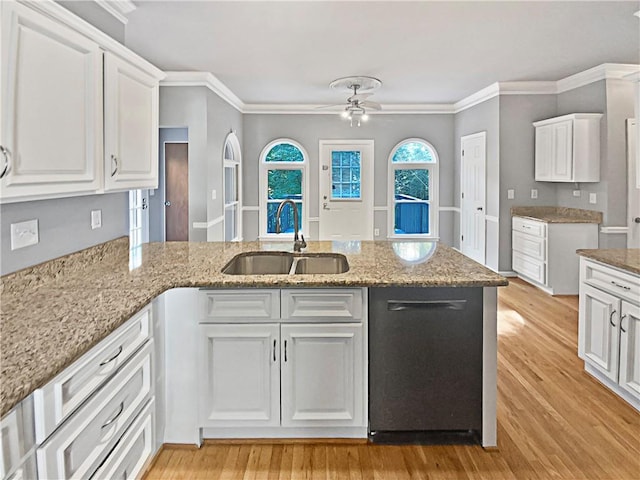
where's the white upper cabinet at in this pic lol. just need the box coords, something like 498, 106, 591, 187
534, 113, 602, 182
104, 52, 159, 191
0, 1, 103, 202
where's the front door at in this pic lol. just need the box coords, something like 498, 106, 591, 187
318, 140, 374, 241
460, 132, 487, 264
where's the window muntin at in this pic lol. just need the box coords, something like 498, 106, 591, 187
223, 132, 242, 242
259, 139, 308, 238
388, 139, 438, 238
331, 151, 361, 200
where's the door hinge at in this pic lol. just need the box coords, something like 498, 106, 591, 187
461, 235, 464, 241
461, 192, 464, 199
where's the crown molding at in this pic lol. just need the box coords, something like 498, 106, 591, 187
161, 72, 245, 112
94, 0, 136, 25
453, 83, 500, 113
556, 63, 640, 93
242, 103, 456, 114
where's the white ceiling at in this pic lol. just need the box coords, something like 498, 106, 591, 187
124, 1, 640, 106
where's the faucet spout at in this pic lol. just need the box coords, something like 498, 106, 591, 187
275, 200, 306, 252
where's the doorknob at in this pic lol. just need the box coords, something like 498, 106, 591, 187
477, 207, 483, 211
635, 217, 640, 224
165, 201, 171, 207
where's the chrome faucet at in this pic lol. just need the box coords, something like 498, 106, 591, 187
275, 199, 306, 252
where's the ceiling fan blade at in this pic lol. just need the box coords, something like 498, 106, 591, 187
315, 103, 346, 110
361, 100, 382, 110
348, 92, 373, 102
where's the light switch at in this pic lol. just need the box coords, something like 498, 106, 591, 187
507, 189, 515, 200
589, 193, 597, 204
573, 190, 581, 197
211, 190, 217, 200
531, 189, 538, 199
374, 228, 380, 237
11, 219, 39, 250
91, 210, 102, 229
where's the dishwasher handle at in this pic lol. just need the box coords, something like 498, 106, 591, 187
387, 299, 467, 311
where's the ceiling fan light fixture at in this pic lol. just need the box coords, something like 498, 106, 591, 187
328, 75, 382, 127
361, 113, 369, 122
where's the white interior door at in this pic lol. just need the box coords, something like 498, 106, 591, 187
319, 140, 374, 241
627, 119, 639, 248
460, 132, 487, 264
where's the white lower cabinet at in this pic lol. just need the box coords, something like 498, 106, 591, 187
198, 288, 367, 437
579, 258, 640, 410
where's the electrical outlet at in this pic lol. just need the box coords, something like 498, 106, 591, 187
507, 189, 515, 200
374, 228, 380, 237
531, 189, 538, 199
91, 210, 102, 229
11, 219, 39, 250
589, 193, 597, 204
211, 190, 217, 200
573, 190, 581, 197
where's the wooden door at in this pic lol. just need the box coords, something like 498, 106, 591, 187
0, 1, 102, 201
280, 323, 364, 427
619, 301, 640, 401
460, 132, 486, 264
165, 143, 188, 241
579, 284, 621, 382
103, 52, 158, 191
318, 140, 374, 241
199, 324, 280, 427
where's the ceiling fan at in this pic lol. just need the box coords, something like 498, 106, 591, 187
321, 76, 383, 126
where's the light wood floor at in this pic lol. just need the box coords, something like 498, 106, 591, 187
144, 279, 640, 479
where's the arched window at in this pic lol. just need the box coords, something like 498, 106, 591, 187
388, 139, 439, 238
259, 139, 308, 239
223, 132, 242, 241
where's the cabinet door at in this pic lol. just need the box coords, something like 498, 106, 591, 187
200, 324, 280, 426
281, 323, 364, 427
104, 52, 159, 191
534, 124, 553, 181
0, 1, 102, 201
551, 120, 574, 181
578, 284, 621, 381
619, 302, 640, 401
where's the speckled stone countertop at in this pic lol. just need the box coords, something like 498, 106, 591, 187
0, 237, 507, 417
511, 206, 603, 224
576, 249, 640, 276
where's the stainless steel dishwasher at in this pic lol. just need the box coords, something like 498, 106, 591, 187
368, 287, 483, 443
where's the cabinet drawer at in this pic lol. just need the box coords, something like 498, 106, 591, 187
34, 305, 151, 443
512, 217, 546, 238
582, 260, 640, 305
91, 399, 155, 480
513, 251, 546, 285
281, 289, 363, 322
37, 341, 153, 480
201, 290, 280, 323
512, 230, 546, 261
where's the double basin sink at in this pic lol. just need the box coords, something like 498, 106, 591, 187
222, 251, 349, 275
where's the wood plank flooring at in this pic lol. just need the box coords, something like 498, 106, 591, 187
144, 279, 640, 479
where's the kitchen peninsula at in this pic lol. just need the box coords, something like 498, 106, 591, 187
0, 238, 507, 477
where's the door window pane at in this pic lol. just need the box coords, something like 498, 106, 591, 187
331, 151, 361, 199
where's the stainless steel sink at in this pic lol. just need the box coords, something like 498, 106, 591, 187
222, 252, 349, 275
293, 253, 349, 274
221, 252, 294, 275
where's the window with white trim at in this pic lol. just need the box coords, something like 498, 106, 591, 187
223, 132, 242, 241
388, 139, 439, 238
259, 139, 308, 239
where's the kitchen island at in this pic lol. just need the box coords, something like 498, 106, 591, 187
0, 238, 507, 458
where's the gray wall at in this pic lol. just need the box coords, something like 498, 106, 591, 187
159, 87, 243, 242
499, 94, 558, 271
0, 193, 128, 275
57, 1, 125, 43
453, 97, 500, 270
241, 114, 455, 244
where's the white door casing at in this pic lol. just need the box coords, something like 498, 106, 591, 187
460, 132, 487, 264
619, 301, 640, 400
319, 140, 374, 241
627, 119, 639, 248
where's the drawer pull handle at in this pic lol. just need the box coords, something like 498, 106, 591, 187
0, 145, 11, 179
609, 310, 617, 328
273, 339, 277, 362
101, 401, 124, 430
99, 345, 123, 367
111, 155, 119, 177
620, 314, 627, 333
610, 280, 631, 291
388, 300, 467, 311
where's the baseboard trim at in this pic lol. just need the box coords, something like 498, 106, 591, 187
201, 426, 368, 439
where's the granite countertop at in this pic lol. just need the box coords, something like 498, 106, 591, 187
0, 237, 507, 417
576, 249, 640, 276
511, 206, 603, 224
